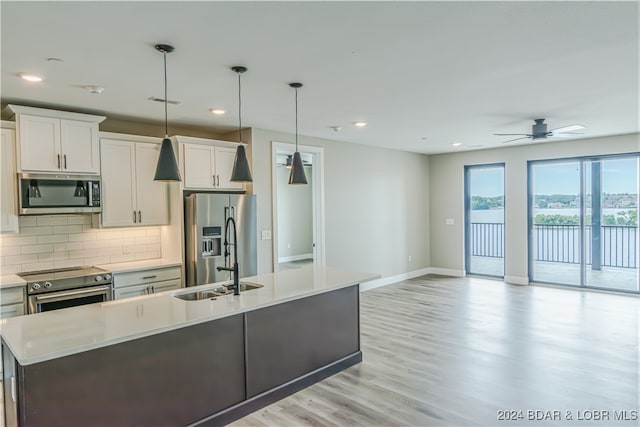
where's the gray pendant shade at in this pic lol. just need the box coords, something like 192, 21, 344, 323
288, 82, 308, 185
230, 65, 253, 183
154, 137, 182, 181
153, 44, 182, 182
288, 151, 308, 185
230, 144, 253, 182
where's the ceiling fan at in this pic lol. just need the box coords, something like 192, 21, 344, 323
495, 118, 586, 143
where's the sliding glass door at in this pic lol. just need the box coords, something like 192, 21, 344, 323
529, 155, 639, 293
465, 164, 505, 277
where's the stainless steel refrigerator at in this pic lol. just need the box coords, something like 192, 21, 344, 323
185, 193, 257, 287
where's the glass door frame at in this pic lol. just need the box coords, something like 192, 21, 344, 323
464, 162, 505, 278
527, 152, 640, 294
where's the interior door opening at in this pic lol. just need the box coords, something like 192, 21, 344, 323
271, 142, 325, 272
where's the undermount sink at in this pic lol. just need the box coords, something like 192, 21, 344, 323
174, 282, 263, 301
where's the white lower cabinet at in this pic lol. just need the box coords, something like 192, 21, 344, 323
0, 286, 26, 376
112, 266, 181, 300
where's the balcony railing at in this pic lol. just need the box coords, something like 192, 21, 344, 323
470, 222, 638, 268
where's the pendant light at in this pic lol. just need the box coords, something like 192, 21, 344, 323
153, 44, 181, 182
288, 82, 308, 185
229, 66, 253, 182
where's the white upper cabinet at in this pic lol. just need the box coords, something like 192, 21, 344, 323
100, 136, 169, 227
1, 127, 19, 234
6, 105, 105, 174
176, 136, 245, 191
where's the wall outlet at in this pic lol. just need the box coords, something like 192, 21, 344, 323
408, 255, 412, 262
445, 218, 454, 225
261, 230, 272, 240
287, 243, 291, 249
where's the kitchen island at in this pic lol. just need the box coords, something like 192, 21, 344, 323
1, 266, 378, 427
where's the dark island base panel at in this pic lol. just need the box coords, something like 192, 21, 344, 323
6, 285, 360, 427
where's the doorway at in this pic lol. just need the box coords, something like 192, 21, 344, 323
271, 142, 325, 272
464, 163, 505, 277
529, 155, 639, 293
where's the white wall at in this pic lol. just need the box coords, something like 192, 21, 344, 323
251, 128, 431, 278
276, 165, 313, 260
429, 133, 640, 283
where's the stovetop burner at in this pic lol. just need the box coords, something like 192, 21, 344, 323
19, 266, 112, 295
18, 266, 108, 282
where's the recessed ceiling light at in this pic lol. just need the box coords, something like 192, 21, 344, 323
47, 58, 64, 63
83, 85, 104, 94
18, 73, 44, 82
354, 121, 367, 127
452, 142, 462, 147
210, 109, 226, 115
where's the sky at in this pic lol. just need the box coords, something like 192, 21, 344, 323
469, 157, 639, 197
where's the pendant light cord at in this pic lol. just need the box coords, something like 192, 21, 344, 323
295, 87, 298, 151
238, 72, 242, 143
163, 52, 168, 137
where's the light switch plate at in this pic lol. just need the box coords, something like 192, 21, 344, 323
445, 218, 454, 225
261, 230, 272, 240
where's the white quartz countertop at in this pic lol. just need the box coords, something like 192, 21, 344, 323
0, 274, 26, 289
95, 259, 181, 274
0, 266, 379, 365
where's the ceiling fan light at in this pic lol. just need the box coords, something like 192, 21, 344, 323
288, 151, 308, 185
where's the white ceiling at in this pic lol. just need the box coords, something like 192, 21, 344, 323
1, 1, 638, 154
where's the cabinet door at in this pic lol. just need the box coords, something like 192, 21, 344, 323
215, 146, 244, 190
100, 139, 136, 227
18, 114, 60, 172
150, 279, 182, 294
60, 120, 99, 174
183, 143, 215, 189
0, 129, 19, 233
113, 284, 149, 300
0, 303, 25, 319
135, 142, 169, 226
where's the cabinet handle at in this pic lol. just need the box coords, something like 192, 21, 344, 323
213, 175, 216, 187
57, 154, 61, 169
64, 154, 67, 169
11, 376, 17, 402
138, 210, 142, 223
217, 174, 220, 187
150, 285, 155, 293
133, 211, 137, 223
142, 275, 157, 280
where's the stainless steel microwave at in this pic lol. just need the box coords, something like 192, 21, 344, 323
18, 173, 102, 215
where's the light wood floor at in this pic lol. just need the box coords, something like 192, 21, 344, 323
230, 275, 640, 426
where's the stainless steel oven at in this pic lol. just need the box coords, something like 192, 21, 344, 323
19, 267, 112, 314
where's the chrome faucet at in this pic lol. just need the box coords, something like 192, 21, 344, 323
216, 216, 240, 295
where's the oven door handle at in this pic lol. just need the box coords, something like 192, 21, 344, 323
33, 286, 111, 302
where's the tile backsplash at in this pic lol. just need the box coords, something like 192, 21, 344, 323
0, 215, 162, 274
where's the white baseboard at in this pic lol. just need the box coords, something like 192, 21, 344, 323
504, 275, 529, 285
428, 267, 466, 277
278, 253, 313, 263
360, 267, 432, 292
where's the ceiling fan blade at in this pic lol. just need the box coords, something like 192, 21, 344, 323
551, 132, 584, 137
550, 124, 586, 133
501, 136, 530, 144
493, 133, 530, 136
